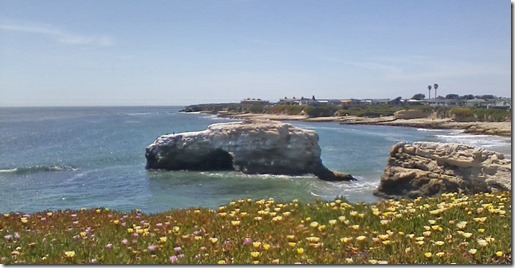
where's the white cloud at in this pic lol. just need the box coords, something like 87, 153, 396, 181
0, 22, 115, 47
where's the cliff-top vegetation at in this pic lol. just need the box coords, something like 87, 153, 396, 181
0, 192, 510, 264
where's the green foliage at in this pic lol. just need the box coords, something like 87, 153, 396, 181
263, 105, 306, 115
450, 107, 475, 122
304, 106, 339, 117
337, 105, 404, 118
470, 108, 511, 122
0, 192, 510, 264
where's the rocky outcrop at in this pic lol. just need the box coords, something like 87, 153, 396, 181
374, 142, 511, 199
145, 120, 354, 181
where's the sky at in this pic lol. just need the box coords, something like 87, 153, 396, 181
0, 0, 512, 106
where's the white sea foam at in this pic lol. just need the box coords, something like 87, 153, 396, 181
416, 128, 445, 132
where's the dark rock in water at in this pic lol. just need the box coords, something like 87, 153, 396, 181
374, 142, 511, 199
145, 120, 355, 181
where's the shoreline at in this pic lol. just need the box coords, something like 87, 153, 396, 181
211, 111, 512, 137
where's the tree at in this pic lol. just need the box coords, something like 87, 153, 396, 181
428, 85, 432, 99
412, 93, 426, 100
479, 95, 495, 100
460, 94, 474, 100
446, 94, 459, 99
389, 96, 402, 105
312, 95, 316, 101
434, 83, 439, 99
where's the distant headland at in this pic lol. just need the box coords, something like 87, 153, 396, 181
180, 94, 511, 137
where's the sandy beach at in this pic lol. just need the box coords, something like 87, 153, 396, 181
216, 112, 512, 137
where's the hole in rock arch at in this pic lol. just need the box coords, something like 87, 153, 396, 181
199, 148, 234, 171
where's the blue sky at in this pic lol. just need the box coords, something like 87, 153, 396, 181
0, 0, 511, 106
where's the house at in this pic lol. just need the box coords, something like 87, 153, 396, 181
361, 98, 390, 105
490, 98, 511, 109
465, 99, 489, 108
424, 99, 463, 107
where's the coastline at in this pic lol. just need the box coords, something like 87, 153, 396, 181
213, 111, 512, 137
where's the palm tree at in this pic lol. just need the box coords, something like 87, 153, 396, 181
434, 83, 438, 99
428, 85, 432, 100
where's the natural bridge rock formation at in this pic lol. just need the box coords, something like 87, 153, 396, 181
145, 120, 354, 181
374, 142, 511, 199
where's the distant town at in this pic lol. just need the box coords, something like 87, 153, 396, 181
240, 93, 511, 110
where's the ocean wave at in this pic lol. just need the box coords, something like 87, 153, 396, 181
416, 128, 445, 132
199, 171, 313, 180
0, 165, 77, 175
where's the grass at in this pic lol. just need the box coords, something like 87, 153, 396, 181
0, 192, 511, 264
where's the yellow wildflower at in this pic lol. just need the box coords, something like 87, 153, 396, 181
434, 241, 444, 246
377, 260, 388, 264
288, 242, 297, 248
21, 217, 28, 224
209, 237, 219, 244
250, 252, 260, 258
476, 239, 488, 247
468, 248, 477, 255
127, 228, 134, 233
310, 221, 319, 228
263, 243, 271, 251
340, 237, 352, 244
428, 219, 436, 224
159, 237, 167, 243
462, 232, 472, 238
306, 236, 320, 243
473, 217, 487, 223
380, 220, 389, 225
272, 216, 283, 222
351, 225, 360, 230
369, 260, 378, 264
456, 221, 467, 229
345, 258, 353, 264
231, 220, 241, 226
496, 251, 504, 257
416, 241, 425, 245
318, 225, 327, 232
296, 248, 305, 255
478, 228, 485, 233
217, 260, 226, 264
350, 211, 358, 217
436, 252, 445, 257
328, 219, 337, 226
64, 251, 76, 258
424, 252, 432, 258
356, 235, 366, 242
253, 241, 261, 249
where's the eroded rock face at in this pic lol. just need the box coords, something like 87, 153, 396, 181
145, 120, 354, 181
374, 142, 511, 199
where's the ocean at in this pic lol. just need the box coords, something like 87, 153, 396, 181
0, 106, 511, 214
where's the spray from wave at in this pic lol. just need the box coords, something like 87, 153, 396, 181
0, 165, 77, 175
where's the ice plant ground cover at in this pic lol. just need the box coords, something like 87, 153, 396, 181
0, 192, 511, 264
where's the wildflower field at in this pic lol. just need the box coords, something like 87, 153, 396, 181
0, 192, 511, 264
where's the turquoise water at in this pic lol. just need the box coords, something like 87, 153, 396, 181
0, 106, 511, 213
